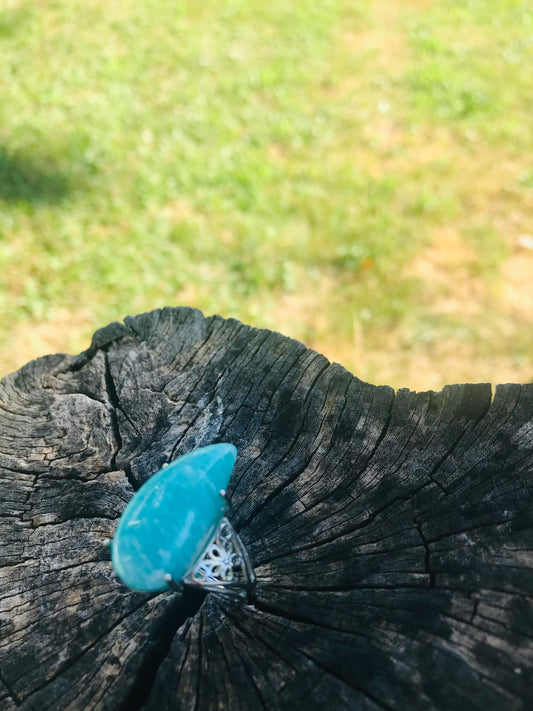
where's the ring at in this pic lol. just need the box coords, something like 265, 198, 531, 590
108, 444, 255, 601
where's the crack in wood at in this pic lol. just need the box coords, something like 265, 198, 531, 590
255, 478, 433, 565
236, 358, 333, 528
102, 349, 136, 492
414, 519, 435, 588
117, 591, 203, 711
228, 349, 330, 498
229, 605, 395, 711
226, 630, 269, 711
15, 595, 151, 704
0, 667, 21, 707
1, 308, 531, 710
194, 613, 203, 711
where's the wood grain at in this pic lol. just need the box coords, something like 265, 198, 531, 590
0, 307, 531, 710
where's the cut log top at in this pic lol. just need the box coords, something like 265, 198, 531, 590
0, 306, 532, 710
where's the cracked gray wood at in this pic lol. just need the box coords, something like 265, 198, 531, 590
0, 306, 532, 710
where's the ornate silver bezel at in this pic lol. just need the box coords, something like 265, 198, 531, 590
184, 517, 256, 600
164, 516, 256, 601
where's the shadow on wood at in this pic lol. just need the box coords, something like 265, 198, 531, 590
0, 307, 532, 710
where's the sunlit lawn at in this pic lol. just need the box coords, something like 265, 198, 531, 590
0, 0, 531, 389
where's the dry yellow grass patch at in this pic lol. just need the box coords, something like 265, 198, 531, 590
0, 307, 94, 377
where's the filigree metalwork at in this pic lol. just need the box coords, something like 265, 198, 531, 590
182, 517, 256, 600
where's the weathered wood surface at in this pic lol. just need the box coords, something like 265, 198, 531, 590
0, 306, 532, 710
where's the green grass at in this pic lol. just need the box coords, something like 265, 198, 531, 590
0, 0, 532, 389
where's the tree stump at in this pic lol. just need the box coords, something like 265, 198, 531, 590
1, 306, 532, 710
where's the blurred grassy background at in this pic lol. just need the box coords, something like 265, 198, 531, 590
0, 0, 531, 390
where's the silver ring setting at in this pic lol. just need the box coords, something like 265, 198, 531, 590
108, 444, 255, 601
166, 516, 256, 601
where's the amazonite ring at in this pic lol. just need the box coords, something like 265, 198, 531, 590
108, 444, 255, 601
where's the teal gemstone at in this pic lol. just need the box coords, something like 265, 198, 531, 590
111, 443, 237, 592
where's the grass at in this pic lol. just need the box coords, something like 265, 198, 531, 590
0, 0, 531, 390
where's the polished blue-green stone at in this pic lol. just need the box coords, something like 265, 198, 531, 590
111, 443, 237, 592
